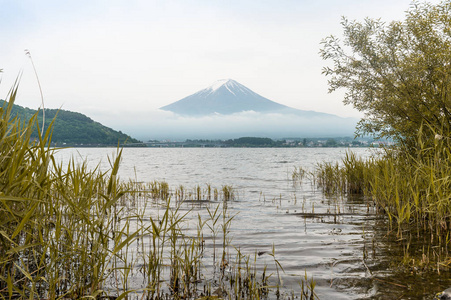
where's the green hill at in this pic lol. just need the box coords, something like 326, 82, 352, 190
0, 100, 142, 146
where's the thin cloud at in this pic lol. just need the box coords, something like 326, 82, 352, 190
94, 109, 357, 141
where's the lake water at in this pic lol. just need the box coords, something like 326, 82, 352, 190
54, 147, 446, 299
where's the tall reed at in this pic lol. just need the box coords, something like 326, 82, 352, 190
314, 126, 451, 271
0, 83, 134, 299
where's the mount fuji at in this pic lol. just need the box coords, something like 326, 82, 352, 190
109, 79, 359, 140
160, 79, 333, 117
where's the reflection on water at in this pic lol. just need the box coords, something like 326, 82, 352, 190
54, 147, 451, 299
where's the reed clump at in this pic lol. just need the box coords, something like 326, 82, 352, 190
0, 84, 133, 299
0, 83, 292, 299
314, 151, 372, 196
314, 127, 451, 271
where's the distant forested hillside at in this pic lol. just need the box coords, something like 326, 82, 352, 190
224, 137, 277, 147
0, 100, 142, 146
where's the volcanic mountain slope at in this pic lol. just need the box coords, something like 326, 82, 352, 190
160, 79, 335, 117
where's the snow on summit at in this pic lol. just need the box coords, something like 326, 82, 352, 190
208, 79, 232, 92
154, 79, 358, 138
160, 79, 341, 117
206, 79, 249, 96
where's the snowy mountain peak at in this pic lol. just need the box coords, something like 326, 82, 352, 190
160, 79, 306, 116
208, 79, 233, 92
206, 79, 242, 95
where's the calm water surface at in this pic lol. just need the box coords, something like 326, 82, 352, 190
54, 147, 446, 299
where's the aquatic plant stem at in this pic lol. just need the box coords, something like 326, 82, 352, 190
25, 49, 45, 136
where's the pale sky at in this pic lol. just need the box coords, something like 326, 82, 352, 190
0, 0, 441, 135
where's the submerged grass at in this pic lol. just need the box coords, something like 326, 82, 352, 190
310, 126, 451, 272
0, 82, 316, 299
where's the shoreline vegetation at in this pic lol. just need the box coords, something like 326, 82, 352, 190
302, 141, 451, 273
314, 0, 451, 289
0, 85, 318, 299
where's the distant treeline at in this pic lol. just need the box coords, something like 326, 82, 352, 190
146, 136, 380, 148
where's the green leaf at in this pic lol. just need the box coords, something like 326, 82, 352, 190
11, 201, 39, 239
116, 290, 135, 300
111, 230, 139, 257
7, 273, 12, 298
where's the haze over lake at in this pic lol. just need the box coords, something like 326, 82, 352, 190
106, 79, 358, 141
